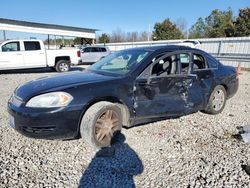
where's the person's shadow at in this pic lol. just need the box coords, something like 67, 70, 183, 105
78, 134, 144, 188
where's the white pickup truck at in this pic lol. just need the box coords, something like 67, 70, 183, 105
0, 39, 81, 72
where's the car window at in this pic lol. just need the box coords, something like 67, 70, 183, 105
207, 56, 218, 69
89, 49, 149, 75
92, 47, 99, 52
84, 47, 91, 52
1, 42, 20, 52
24, 41, 41, 51
180, 53, 191, 74
151, 54, 178, 77
192, 53, 207, 70
99, 48, 107, 52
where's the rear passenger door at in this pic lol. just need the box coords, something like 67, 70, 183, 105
191, 52, 216, 104
91, 47, 102, 62
23, 41, 46, 67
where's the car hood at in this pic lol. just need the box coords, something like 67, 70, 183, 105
15, 70, 117, 101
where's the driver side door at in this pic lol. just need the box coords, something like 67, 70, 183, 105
0, 41, 24, 69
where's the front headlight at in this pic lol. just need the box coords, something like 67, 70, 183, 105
26, 92, 73, 108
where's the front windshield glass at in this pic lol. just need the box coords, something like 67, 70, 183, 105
88, 49, 149, 75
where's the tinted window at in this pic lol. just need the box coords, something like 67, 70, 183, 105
84, 47, 91, 52
92, 47, 99, 52
2, 42, 20, 52
99, 47, 107, 52
207, 56, 218, 68
24, 41, 41, 51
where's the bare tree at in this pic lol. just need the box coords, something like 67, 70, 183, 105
138, 31, 150, 41
175, 18, 188, 38
126, 32, 138, 42
110, 28, 126, 43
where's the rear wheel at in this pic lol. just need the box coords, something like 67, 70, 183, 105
55, 60, 70, 72
203, 85, 227, 114
80, 102, 122, 149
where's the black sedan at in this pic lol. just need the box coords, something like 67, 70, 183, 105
8, 45, 239, 148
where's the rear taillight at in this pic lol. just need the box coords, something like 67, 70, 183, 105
77, 50, 81, 57
236, 63, 241, 77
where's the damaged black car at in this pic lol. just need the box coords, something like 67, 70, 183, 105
8, 45, 239, 148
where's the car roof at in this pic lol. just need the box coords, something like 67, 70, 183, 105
123, 45, 194, 52
83, 46, 108, 48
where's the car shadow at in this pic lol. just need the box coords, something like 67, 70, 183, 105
78, 133, 144, 188
0, 66, 85, 74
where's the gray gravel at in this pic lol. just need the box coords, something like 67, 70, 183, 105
0, 68, 250, 187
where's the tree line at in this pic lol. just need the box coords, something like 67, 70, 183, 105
98, 7, 250, 43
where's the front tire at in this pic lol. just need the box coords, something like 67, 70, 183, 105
55, 60, 70, 72
203, 85, 227, 114
80, 102, 122, 149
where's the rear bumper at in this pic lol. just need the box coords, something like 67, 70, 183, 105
8, 102, 84, 140
227, 77, 239, 99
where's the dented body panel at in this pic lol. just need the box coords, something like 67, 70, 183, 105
8, 45, 239, 139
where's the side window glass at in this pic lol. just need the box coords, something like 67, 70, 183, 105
207, 56, 218, 68
100, 48, 107, 52
193, 53, 207, 70
24, 42, 41, 51
180, 53, 190, 74
92, 47, 99, 52
2, 42, 20, 52
84, 48, 91, 52
151, 54, 177, 77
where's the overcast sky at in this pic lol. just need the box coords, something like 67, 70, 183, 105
0, 0, 249, 40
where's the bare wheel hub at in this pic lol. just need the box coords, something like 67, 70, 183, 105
94, 110, 120, 144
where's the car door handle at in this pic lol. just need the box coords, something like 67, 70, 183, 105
39, 53, 44, 55
16, 53, 22, 55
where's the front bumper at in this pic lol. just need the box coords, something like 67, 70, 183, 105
8, 101, 84, 140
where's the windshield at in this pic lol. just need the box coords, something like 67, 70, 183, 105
88, 49, 149, 75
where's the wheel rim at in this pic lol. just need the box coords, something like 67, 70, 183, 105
212, 89, 225, 111
59, 63, 69, 72
94, 110, 120, 145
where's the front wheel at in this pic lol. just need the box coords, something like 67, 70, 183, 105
55, 60, 70, 72
80, 102, 122, 149
203, 85, 227, 114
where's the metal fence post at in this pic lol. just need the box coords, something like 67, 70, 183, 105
217, 41, 222, 56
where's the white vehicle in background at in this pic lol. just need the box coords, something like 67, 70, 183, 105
178, 40, 202, 48
80, 46, 111, 64
0, 40, 81, 72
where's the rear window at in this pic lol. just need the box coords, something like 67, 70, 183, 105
24, 41, 41, 51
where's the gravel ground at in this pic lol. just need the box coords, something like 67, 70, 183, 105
0, 68, 250, 187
